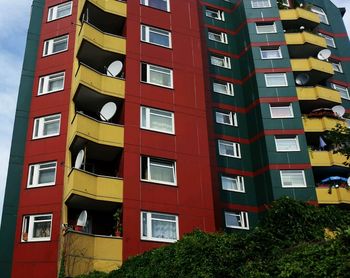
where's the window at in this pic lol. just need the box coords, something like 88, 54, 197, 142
260, 47, 282, 59
275, 136, 300, 152
213, 81, 234, 96
208, 30, 228, 44
210, 55, 231, 69
141, 211, 178, 242
265, 73, 288, 87
141, 156, 176, 185
280, 170, 306, 188
215, 111, 237, 126
270, 103, 294, 118
141, 25, 171, 48
218, 140, 241, 158
141, 63, 173, 88
221, 175, 245, 192
43, 35, 68, 56
331, 83, 350, 100
21, 214, 52, 242
140, 0, 170, 12
311, 6, 329, 24
38, 72, 65, 95
318, 33, 335, 48
141, 106, 174, 134
27, 162, 57, 188
48, 1, 72, 21
205, 7, 225, 21
281, 0, 290, 7
251, 0, 271, 8
256, 22, 276, 34
33, 114, 61, 139
330, 60, 343, 73
224, 211, 249, 230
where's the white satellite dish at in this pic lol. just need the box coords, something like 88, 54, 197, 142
74, 149, 85, 169
332, 105, 345, 117
295, 73, 310, 85
317, 49, 331, 61
100, 102, 117, 121
300, 26, 305, 30
106, 60, 123, 77
347, 177, 350, 187
77, 210, 88, 227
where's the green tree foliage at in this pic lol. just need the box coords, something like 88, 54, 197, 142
326, 123, 350, 166
79, 198, 350, 278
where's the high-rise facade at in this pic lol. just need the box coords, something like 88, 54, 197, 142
0, 0, 349, 277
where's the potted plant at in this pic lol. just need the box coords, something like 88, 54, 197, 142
113, 208, 123, 237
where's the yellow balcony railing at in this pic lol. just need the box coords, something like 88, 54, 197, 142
79, 0, 126, 19
285, 32, 327, 48
291, 58, 334, 75
303, 117, 345, 132
65, 168, 123, 203
309, 150, 349, 167
63, 231, 122, 277
316, 187, 350, 204
74, 64, 125, 99
78, 22, 126, 55
279, 8, 320, 25
297, 86, 341, 104
70, 113, 124, 148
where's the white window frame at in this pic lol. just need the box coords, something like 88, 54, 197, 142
221, 175, 245, 192
32, 114, 61, 139
141, 63, 173, 88
311, 6, 329, 24
38, 72, 65, 95
269, 103, 294, 118
208, 30, 228, 44
318, 33, 335, 48
331, 83, 350, 100
205, 7, 225, 21
260, 47, 282, 59
140, 0, 170, 12
280, 170, 307, 188
218, 140, 241, 158
251, 0, 271, 9
264, 73, 288, 87
141, 106, 175, 134
215, 111, 237, 126
43, 35, 69, 56
330, 60, 343, 73
275, 136, 300, 152
141, 156, 177, 186
47, 1, 72, 22
224, 211, 249, 230
27, 162, 57, 188
141, 211, 179, 243
210, 55, 231, 69
141, 25, 171, 48
213, 81, 234, 96
281, 0, 290, 7
21, 214, 53, 242
255, 22, 277, 34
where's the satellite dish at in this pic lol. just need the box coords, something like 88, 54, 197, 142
300, 26, 305, 30
74, 149, 85, 169
317, 49, 331, 60
106, 60, 123, 77
332, 105, 345, 117
77, 210, 88, 227
295, 73, 310, 86
100, 102, 117, 121
347, 177, 350, 187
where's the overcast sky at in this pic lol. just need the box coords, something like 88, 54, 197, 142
0, 0, 349, 222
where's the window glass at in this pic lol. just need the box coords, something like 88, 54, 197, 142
331, 83, 350, 100
141, 156, 176, 185
208, 30, 228, 44
33, 114, 61, 139
251, 0, 271, 8
141, 25, 171, 48
140, 0, 170, 12
330, 60, 343, 73
270, 103, 294, 118
221, 175, 245, 192
22, 214, 53, 242
218, 140, 241, 158
265, 73, 288, 87
210, 55, 231, 69
318, 33, 335, 48
43, 35, 69, 56
141, 106, 174, 134
141, 63, 173, 88
38, 72, 65, 95
141, 212, 178, 242
260, 47, 282, 59
311, 6, 329, 24
213, 81, 234, 96
224, 211, 249, 229
215, 111, 237, 126
48, 2, 72, 21
205, 7, 225, 21
280, 170, 306, 187
27, 162, 57, 188
256, 22, 276, 34
275, 136, 300, 152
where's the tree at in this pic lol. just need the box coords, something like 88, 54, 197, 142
326, 123, 350, 166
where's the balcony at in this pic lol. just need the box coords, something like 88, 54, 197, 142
70, 113, 124, 148
316, 187, 350, 205
279, 8, 320, 30
74, 63, 125, 99
303, 116, 345, 132
65, 168, 123, 203
291, 58, 334, 85
297, 86, 341, 111
63, 230, 122, 277
79, 0, 127, 20
309, 150, 349, 167
284, 32, 327, 58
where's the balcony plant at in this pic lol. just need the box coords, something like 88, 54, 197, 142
113, 208, 123, 237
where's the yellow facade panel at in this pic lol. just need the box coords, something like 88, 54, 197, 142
291, 58, 334, 74
316, 187, 350, 204
285, 32, 327, 48
309, 150, 349, 167
297, 86, 341, 103
279, 8, 320, 24
303, 117, 345, 132
79, 0, 126, 19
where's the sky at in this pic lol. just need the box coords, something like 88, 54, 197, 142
0, 0, 349, 222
